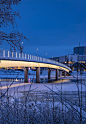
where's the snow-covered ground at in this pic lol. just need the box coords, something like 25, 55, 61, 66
0, 70, 86, 123
0, 79, 86, 98
0, 70, 86, 97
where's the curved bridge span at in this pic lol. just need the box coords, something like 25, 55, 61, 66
0, 50, 71, 82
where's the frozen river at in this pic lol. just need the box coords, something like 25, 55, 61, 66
0, 70, 86, 97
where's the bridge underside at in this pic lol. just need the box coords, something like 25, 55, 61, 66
0, 60, 70, 72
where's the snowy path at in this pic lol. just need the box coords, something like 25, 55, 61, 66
0, 79, 86, 98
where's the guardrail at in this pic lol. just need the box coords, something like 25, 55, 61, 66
0, 50, 71, 71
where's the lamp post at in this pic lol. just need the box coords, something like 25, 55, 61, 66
36, 48, 38, 56
21, 42, 23, 54
45, 53, 47, 58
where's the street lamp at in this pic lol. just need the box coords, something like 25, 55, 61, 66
45, 53, 47, 58
21, 42, 23, 54
36, 48, 38, 56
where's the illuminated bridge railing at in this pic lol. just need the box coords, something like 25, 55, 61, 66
0, 50, 71, 71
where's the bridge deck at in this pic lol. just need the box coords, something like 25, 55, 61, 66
0, 50, 71, 72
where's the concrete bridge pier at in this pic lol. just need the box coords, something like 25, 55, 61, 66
48, 68, 51, 81
56, 69, 59, 80
64, 71, 67, 77
59, 70, 62, 77
36, 67, 40, 83
24, 67, 28, 83
58, 69, 60, 77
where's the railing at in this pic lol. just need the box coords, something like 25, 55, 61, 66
0, 50, 71, 71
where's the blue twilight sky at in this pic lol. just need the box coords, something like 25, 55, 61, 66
1, 0, 86, 58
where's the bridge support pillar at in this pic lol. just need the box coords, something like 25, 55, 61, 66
59, 70, 62, 77
56, 69, 59, 80
64, 71, 67, 77
24, 67, 28, 83
48, 68, 51, 81
58, 69, 60, 77
36, 67, 40, 83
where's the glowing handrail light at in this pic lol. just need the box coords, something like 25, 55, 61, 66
8, 51, 9, 57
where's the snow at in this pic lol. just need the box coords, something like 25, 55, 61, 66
0, 70, 86, 123
0, 70, 86, 98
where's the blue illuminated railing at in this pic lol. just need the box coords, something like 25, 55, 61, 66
0, 50, 71, 71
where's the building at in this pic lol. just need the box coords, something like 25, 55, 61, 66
74, 46, 86, 55
50, 46, 86, 71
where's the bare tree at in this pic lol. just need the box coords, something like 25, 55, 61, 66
0, 0, 29, 52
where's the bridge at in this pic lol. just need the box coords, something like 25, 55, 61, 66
0, 50, 71, 83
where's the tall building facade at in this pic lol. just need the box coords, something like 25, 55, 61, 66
74, 46, 86, 55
